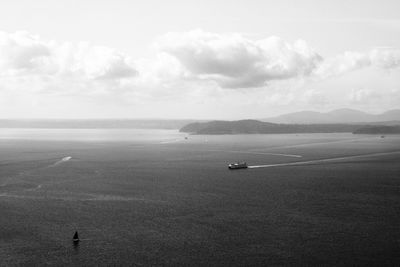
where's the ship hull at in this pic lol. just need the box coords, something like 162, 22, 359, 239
228, 162, 248, 170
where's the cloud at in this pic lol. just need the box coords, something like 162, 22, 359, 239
52, 42, 137, 80
312, 51, 370, 78
0, 31, 138, 94
0, 29, 400, 118
370, 48, 400, 69
313, 48, 400, 78
0, 31, 51, 74
154, 29, 400, 88
2, 29, 399, 96
156, 29, 322, 88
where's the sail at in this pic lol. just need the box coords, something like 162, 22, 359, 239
73, 231, 79, 241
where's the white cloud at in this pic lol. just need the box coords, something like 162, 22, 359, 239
0, 31, 138, 96
2, 29, 399, 96
154, 30, 400, 89
370, 48, 400, 69
313, 48, 400, 78
0, 29, 399, 118
313, 51, 370, 78
0, 31, 52, 74
51, 42, 137, 80
156, 29, 322, 88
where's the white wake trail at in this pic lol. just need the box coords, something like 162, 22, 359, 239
248, 151, 400, 169
200, 149, 302, 158
239, 151, 302, 158
49, 156, 72, 167
261, 136, 377, 151
160, 139, 182, 144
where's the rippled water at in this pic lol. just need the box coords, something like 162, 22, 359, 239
1, 130, 399, 266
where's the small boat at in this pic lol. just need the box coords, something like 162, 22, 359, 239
228, 162, 248, 170
73, 231, 80, 243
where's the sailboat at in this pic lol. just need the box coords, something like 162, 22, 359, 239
73, 231, 80, 242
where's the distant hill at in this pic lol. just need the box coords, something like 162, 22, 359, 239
263, 109, 400, 124
353, 125, 400, 134
0, 119, 198, 129
180, 120, 366, 135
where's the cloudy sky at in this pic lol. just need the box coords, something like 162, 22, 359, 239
0, 0, 399, 119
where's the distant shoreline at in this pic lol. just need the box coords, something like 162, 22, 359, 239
180, 120, 400, 135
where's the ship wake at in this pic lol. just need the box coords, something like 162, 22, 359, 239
248, 151, 400, 169
49, 156, 72, 167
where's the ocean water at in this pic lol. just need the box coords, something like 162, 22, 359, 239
1, 130, 400, 266
0, 128, 185, 142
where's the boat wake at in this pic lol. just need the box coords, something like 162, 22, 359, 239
259, 136, 377, 151
25, 184, 42, 191
49, 156, 72, 167
0, 191, 165, 203
200, 149, 302, 158
248, 151, 400, 169
160, 139, 182, 144
234, 151, 302, 158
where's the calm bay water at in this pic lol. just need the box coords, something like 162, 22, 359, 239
1, 129, 400, 266
0, 128, 186, 142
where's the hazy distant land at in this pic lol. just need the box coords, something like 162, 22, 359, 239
1, 109, 399, 136
353, 125, 400, 134
178, 109, 400, 135
180, 120, 400, 135
262, 108, 400, 124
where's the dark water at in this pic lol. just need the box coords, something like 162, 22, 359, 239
1, 130, 400, 266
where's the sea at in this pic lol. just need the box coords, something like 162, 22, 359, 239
1, 129, 399, 266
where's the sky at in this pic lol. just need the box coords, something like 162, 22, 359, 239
0, 0, 399, 119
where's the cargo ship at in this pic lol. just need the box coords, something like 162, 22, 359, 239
228, 162, 248, 170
